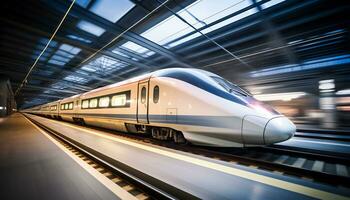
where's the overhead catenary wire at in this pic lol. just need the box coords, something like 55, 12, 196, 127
15, 0, 170, 97
157, 0, 253, 69
78, 0, 172, 67
201, 29, 344, 68
15, 0, 76, 96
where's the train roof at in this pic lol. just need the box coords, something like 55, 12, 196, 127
34, 68, 242, 106
153, 68, 220, 78
79, 68, 218, 97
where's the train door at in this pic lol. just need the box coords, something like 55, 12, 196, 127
137, 80, 149, 123
74, 99, 79, 118
57, 103, 61, 117
55, 103, 59, 117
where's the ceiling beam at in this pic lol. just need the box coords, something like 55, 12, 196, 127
49, 0, 196, 69
12, 82, 78, 94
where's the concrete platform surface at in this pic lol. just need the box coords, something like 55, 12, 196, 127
24, 114, 350, 200
0, 113, 121, 200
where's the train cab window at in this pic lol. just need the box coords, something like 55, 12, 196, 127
82, 100, 89, 109
153, 86, 159, 103
69, 103, 73, 110
61, 104, 64, 110
64, 104, 69, 110
141, 87, 146, 104
111, 94, 126, 106
211, 76, 250, 96
99, 96, 110, 107
89, 99, 98, 108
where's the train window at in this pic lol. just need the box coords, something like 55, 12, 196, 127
111, 94, 126, 106
61, 104, 64, 110
76, 100, 79, 105
89, 99, 98, 108
51, 106, 56, 111
99, 96, 110, 107
82, 100, 89, 109
211, 76, 250, 96
69, 103, 73, 110
153, 86, 159, 103
64, 104, 68, 110
141, 87, 146, 104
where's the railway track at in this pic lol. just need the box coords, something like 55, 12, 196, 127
294, 130, 350, 142
135, 134, 350, 187
191, 145, 350, 186
26, 116, 180, 200
26, 114, 350, 189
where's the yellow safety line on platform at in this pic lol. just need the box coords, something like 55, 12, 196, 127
27, 114, 350, 200
24, 116, 138, 200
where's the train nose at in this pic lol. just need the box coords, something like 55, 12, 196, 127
264, 117, 295, 144
242, 115, 295, 146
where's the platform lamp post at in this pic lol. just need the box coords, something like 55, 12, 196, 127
318, 79, 336, 129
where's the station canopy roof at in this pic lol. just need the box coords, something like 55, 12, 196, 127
0, 0, 349, 108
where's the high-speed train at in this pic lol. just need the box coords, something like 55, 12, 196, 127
23, 68, 295, 147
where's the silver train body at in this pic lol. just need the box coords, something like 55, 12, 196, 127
23, 68, 295, 147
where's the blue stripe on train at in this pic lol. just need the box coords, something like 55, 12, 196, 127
60, 113, 238, 129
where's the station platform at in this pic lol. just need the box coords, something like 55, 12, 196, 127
0, 113, 134, 200
277, 135, 350, 157
22, 113, 350, 200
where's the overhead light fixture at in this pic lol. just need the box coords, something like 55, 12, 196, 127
77, 20, 106, 36
319, 79, 335, 95
319, 79, 335, 90
320, 89, 334, 93
89, 0, 134, 23
254, 92, 306, 101
336, 89, 350, 95
66, 35, 92, 43
120, 41, 155, 57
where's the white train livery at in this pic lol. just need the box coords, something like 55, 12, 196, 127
23, 68, 295, 147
